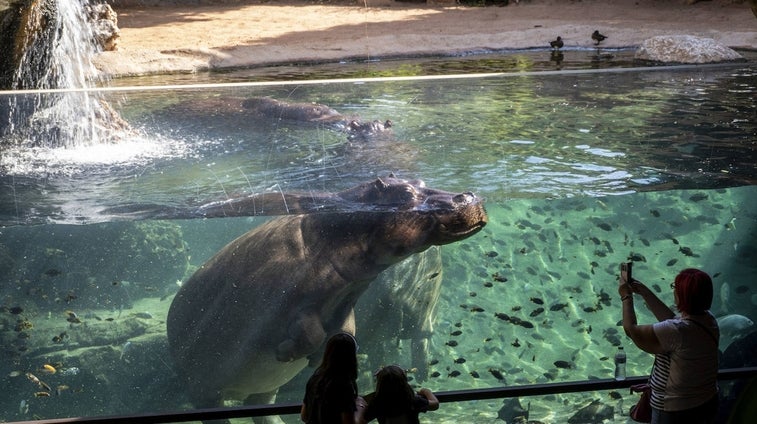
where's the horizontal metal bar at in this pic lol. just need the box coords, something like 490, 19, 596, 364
9, 367, 757, 424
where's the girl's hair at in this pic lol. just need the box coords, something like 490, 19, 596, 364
371, 365, 415, 416
316, 332, 359, 380
674, 268, 713, 314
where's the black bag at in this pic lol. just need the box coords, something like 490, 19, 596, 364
629, 383, 652, 423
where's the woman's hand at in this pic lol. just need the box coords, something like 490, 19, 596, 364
618, 276, 633, 298
629, 280, 651, 297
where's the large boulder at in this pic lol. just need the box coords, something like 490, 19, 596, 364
635, 35, 743, 64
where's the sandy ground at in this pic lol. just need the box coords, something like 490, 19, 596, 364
96, 0, 757, 77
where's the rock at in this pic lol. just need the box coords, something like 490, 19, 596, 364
635, 35, 743, 64
87, 3, 120, 51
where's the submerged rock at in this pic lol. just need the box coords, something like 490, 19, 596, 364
635, 35, 743, 64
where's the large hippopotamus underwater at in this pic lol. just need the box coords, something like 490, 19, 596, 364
166, 176, 487, 423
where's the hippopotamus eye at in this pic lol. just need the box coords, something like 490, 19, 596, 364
453, 192, 475, 205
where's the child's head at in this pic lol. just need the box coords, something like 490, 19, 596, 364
374, 365, 415, 407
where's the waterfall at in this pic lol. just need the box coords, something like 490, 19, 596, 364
3, 0, 126, 149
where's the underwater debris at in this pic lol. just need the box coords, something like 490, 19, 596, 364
58, 367, 80, 377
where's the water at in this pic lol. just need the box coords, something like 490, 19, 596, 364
0, 54, 755, 422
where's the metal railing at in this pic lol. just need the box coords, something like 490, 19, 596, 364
9, 367, 757, 424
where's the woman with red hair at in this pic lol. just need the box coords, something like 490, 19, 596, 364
619, 267, 719, 423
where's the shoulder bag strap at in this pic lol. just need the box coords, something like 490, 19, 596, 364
684, 318, 718, 345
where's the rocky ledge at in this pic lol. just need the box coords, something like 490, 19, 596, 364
635, 35, 744, 64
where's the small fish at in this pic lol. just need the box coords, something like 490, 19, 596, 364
592, 30, 607, 45
519, 320, 535, 329
492, 273, 508, 282
554, 360, 573, 369
448, 370, 461, 377
52, 331, 68, 343
430, 371, 441, 378
511, 338, 521, 348
120, 341, 133, 361
445, 340, 458, 347
550, 303, 568, 312
34, 391, 51, 397
596, 222, 612, 231
549, 36, 564, 49
65, 311, 81, 324
454, 357, 466, 364
489, 368, 505, 381
9, 306, 24, 315
41, 364, 56, 374
530, 297, 544, 305
450, 330, 462, 336
470, 371, 480, 378
483, 282, 493, 288
26, 372, 51, 391
44, 269, 63, 277
8, 370, 23, 378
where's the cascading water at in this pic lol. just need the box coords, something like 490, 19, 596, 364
2, 0, 127, 150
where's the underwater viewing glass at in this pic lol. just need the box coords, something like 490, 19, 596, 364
1, 51, 756, 423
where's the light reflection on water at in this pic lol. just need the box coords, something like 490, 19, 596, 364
1, 59, 756, 225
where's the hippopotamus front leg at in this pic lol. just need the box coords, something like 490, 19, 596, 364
276, 311, 327, 362
245, 392, 286, 424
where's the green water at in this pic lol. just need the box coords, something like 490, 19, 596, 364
1, 185, 754, 423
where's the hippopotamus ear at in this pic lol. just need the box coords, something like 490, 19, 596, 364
373, 178, 391, 191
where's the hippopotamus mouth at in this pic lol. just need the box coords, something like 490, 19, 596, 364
426, 192, 488, 243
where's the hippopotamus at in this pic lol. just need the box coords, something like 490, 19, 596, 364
240, 96, 393, 142
166, 176, 487, 422
355, 245, 443, 382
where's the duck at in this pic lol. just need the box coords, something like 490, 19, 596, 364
549, 36, 564, 50
592, 30, 607, 45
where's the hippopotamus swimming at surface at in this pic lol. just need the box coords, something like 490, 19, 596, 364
241, 96, 393, 142
166, 176, 487, 423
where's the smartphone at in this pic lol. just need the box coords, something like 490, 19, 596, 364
620, 262, 633, 283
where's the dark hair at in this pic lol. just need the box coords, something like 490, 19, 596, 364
316, 332, 359, 381
305, 333, 359, 423
369, 365, 415, 417
674, 268, 713, 314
